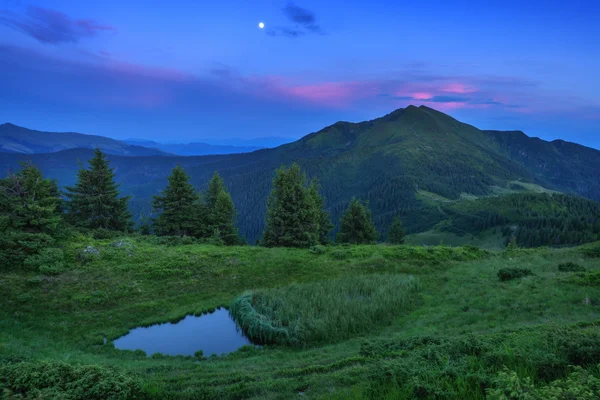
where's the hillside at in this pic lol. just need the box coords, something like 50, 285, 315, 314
2, 238, 600, 398
409, 192, 600, 249
0, 123, 167, 156
1, 105, 599, 243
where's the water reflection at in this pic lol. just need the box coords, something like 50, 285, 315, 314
113, 308, 253, 356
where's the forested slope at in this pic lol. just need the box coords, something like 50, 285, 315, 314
1, 106, 599, 243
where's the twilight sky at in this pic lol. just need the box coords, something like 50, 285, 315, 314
1, 0, 599, 148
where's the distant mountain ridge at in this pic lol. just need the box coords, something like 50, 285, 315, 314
0, 123, 167, 156
0, 105, 598, 244
122, 139, 262, 156
0, 123, 267, 156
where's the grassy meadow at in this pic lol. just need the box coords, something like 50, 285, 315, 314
1, 236, 600, 398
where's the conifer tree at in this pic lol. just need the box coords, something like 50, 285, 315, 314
388, 216, 405, 244
205, 171, 239, 245
64, 149, 132, 231
211, 190, 239, 245
152, 165, 200, 237
205, 171, 226, 210
308, 180, 333, 244
336, 197, 378, 244
262, 163, 319, 247
0, 162, 62, 234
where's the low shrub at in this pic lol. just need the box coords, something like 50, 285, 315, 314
0, 232, 54, 270
77, 246, 101, 264
330, 248, 350, 260
362, 325, 600, 399
487, 366, 600, 400
498, 267, 534, 281
0, 360, 143, 400
148, 235, 199, 246
92, 228, 123, 240
24, 247, 65, 275
309, 245, 327, 254
558, 262, 586, 272
583, 247, 600, 258
567, 271, 600, 287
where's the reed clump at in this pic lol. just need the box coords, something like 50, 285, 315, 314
230, 274, 420, 346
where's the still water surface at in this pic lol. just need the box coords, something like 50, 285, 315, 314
113, 308, 253, 356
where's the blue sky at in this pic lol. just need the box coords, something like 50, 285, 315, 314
1, 0, 599, 147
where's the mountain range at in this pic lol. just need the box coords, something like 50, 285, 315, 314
0, 123, 267, 156
1, 105, 598, 245
122, 139, 262, 156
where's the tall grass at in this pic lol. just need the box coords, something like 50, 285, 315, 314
230, 274, 420, 346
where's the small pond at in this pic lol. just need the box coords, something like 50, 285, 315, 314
113, 308, 253, 357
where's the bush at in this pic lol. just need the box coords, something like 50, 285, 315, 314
330, 248, 350, 260
24, 247, 65, 275
92, 228, 123, 240
309, 245, 327, 255
498, 267, 534, 281
77, 246, 101, 264
558, 262, 586, 272
0, 232, 54, 270
567, 271, 600, 287
0, 360, 143, 400
583, 247, 600, 258
487, 366, 600, 400
149, 235, 199, 246
362, 325, 600, 399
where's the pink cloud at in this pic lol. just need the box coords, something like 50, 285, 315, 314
411, 92, 433, 100
441, 83, 478, 94
281, 82, 368, 107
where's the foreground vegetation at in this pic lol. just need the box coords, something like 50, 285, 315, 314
1, 236, 600, 398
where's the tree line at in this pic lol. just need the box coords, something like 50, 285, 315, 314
0, 149, 406, 264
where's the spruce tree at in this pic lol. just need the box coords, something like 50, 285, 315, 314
211, 190, 239, 245
0, 162, 62, 234
205, 171, 239, 245
152, 165, 200, 237
64, 149, 132, 231
388, 216, 405, 244
308, 180, 333, 244
205, 171, 226, 210
336, 197, 378, 244
262, 163, 319, 247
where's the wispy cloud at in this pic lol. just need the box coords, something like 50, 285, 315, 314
1, 43, 595, 127
267, 2, 324, 38
0, 6, 115, 44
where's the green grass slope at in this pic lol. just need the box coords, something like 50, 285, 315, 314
1, 238, 600, 398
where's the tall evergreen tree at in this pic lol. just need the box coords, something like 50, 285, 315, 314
205, 172, 239, 245
262, 163, 320, 247
152, 165, 201, 237
388, 216, 405, 244
336, 197, 378, 244
308, 180, 333, 244
0, 162, 62, 234
205, 171, 225, 210
64, 149, 132, 231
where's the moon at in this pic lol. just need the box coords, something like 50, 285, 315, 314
258, 22, 265, 29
